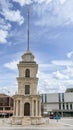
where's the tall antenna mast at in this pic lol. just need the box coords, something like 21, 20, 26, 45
27, 5, 30, 51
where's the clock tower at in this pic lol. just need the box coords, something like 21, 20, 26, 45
13, 7, 41, 125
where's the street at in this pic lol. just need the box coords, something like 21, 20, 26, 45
0, 127, 73, 130
0, 118, 73, 130
60, 118, 73, 127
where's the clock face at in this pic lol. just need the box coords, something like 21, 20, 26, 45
26, 55, 31, 61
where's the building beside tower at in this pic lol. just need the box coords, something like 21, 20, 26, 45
13, 7, 41, 125
41, 91, 73, 117
0, 94, 13, 117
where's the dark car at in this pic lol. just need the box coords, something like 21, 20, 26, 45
49, 114, 54, 119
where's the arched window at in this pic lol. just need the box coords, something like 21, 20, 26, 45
25, 85, 30, 94
24, 103, 30, 116
25, 69, 30, 77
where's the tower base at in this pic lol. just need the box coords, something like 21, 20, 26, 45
12, 116, 44, 125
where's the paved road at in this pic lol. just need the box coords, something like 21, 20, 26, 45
60, 118, 73, 127
0, 117, 73, 130
0, 127, 73, 130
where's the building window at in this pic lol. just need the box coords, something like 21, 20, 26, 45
5, 107, 10, 110
58, 93, 61, 102
66, 103, 68, 110
62, 93, 64, 102
59, 103, 61, 110
0, 107, 3, 110
45, 94, 47, 103
0, 98, 3, 106
63, 103, 65, 109
4, 97, 9, 106
25, 69, 30, 77
70, 104, 72, 110
42, 94, 47, 103
0, 97, 9, 106
25, 85, 30, 94
41, 94, 43, 103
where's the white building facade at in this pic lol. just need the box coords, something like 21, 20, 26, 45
42, 92, 73, 117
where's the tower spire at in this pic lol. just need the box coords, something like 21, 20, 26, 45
27, 5, 30, 51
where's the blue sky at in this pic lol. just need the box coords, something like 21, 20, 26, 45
0, 0, 73, 95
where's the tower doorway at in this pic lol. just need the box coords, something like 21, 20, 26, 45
24, 103, 30, 116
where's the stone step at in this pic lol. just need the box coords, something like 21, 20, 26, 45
22, 117, 31, 125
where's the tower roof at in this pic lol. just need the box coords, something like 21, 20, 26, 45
22, 50, 34, 62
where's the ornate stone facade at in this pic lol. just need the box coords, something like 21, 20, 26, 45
13, 50, 41, 125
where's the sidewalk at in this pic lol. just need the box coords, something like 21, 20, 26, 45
0, 118, 73, 129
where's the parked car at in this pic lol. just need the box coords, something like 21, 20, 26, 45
49, 114, 61, 120
53, 115, 61, 120
49, 114, 54, 119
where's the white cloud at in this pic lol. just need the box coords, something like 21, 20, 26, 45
52, 60, 72, 66
12, 0, 32, 6
0, 23, 11, 31
38, 52, 73, 93
2, 9, 24, 25
39, 63, 52, 68
53, 70, 69, 80
0, 0, 24, 44
4, 60, 19, 70
66, 66, 73, 77
38, 68, 73, 93
38, 72, 67, 93
0, 18, 11, 30
0, 84, 17, 95
0, 0, 71, 27
12, 0, 66, 6
12, 0, 52, 6
0, 30, 8, 43
67, 51, 73, 59
0, 0, 24, 25
33, 0, 73, 27
0, 18, 11, 44
34, 0, 67, 4
34, 0, 52, 4
59, 0, 67, 4
0, 0, 13, 10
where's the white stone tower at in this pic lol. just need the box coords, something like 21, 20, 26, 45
13, 7, 41, 125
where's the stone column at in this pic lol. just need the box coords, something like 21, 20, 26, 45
38, 100, 39, 116
14, 100, 16, 116
20, 100, 23, 116
39, 100, 41, 116
36, 100, 38, 116
32, 100, 34, 117
18, 100, 20, 116
16, 100, 18, 116
34, 100, 36, 116
22, 100, 24, 117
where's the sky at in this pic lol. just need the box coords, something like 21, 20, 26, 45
0, 0, 73, 95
